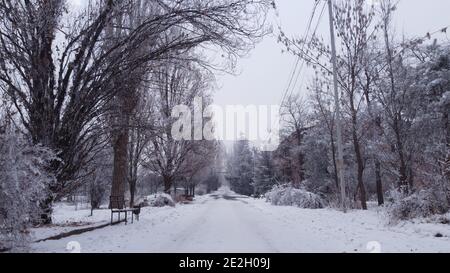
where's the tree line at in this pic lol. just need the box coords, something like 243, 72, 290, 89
0, 0, 272, 249
228, 0, 449, 218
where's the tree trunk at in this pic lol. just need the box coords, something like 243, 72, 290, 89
393, 118, 409, 193
329, 128, 339, 190
363, 76, 384, 206
163, 176, 172, 194
39, 196, 54, 225
129, 178, 136, 207
408, 163, 414, 191
295, 128, 305, 185
351, 108, 367, 210
110, 131, 128, 207
375, 161, 384, 205
356, 159, 367, 210
374, 117, 384, 206
398, 157, 408, 192
445, 111, 450, 183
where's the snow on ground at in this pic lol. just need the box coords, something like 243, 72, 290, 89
30, 203, 111, 242
29, 187, 450, 253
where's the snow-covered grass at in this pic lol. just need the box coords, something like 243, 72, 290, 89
29, 194, 205, 244
24, 188, 450, 253
249, 198, 450, 252
29, 203, 111, 242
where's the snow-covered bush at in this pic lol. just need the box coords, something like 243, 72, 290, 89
387, 188, 449, 222
265, 185, 325, 209
0, 130, 57, 249
141, 193, 175, 207
196, 189, 205, 196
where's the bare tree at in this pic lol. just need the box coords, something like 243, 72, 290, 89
141, 60, 213, 194
309, 77, 339, 191
104, 0, 271, 207
126, 93, 155, 207
360, 44, 385, 205
375, 0, 416, 193
0, 0, 271, 220
181, 141, 220, 197
281, 0, 379, 209
281, 93, 309, 187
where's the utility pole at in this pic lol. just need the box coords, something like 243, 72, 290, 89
327, 0, 346, 213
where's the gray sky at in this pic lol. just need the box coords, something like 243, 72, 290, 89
69, 0, 450, 107
214, 0, 450, 108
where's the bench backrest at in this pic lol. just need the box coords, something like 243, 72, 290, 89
133, 205, 141, 214
110, 196, 125, 209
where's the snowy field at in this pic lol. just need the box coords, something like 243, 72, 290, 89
29, 188, 450, 253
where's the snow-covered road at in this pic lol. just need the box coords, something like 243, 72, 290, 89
159, 191, 278, 252
30, 188, 450, 253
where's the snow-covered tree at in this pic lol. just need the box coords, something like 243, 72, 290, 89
0, 0, 272, 220
253, 150, 278, 196
0, 125, 57, 249
280, 94, 309, 187
141, 60, 216, 195
304, 78, 339, 192
227, 140, 255, 196
281, 0, 380, 209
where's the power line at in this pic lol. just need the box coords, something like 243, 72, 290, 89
278, 0, 321, 109
260, 0, 325, 147
286, 1, 326, 103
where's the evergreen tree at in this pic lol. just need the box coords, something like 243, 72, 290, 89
227, 140, 255, 196
253, 151, 277, 196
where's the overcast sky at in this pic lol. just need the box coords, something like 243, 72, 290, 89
214, 0, 450, 108
68, 0, 450, 107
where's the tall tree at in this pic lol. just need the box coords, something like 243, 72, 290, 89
142, 60, 213, 194
253, 150, 277, 196
0, 0, 271, 220
375, 0, 420, 193
227, 139, 255, 196
281, 93, 308, 187
281, 1, 379, 209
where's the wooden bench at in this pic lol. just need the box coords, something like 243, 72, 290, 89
110, 196, 141, 225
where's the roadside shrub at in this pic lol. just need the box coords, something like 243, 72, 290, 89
387, 188, 449, 222
265, 184, 325, 209
141, 193, 175, 207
